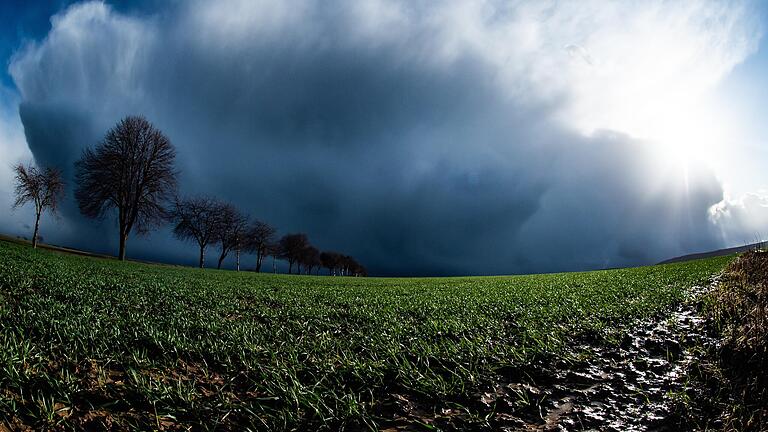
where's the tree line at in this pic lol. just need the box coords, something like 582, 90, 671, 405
11, 115, 366, 276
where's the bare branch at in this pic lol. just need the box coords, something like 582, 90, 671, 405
12, 162, 65, 248
74, 116, 178, 260
171, 196, 226, 268
244, 220, 277, 272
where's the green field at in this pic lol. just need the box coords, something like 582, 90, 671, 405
0, 240, 731, 430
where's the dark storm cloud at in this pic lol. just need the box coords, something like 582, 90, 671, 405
6, 1, 731, 275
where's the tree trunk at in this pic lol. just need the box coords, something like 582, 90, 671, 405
255, 252, 263, 272
288, 261, 293, 274
118, 231, 127, 261
199, 245, 205, 268
117, 209, 127, 261
236, 249, 240, 271
32, 212, 41, 249
217, 250, 227, 269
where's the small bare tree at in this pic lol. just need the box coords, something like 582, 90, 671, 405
299, 246, 320, 275
264, 241, 281, 273
75, 116, 177, 260
342, 256, 366, 277
12, 162, 65, 248
171, 197, 222, 268
278, 233, 309, 274
214, 204, 248, 270
320, 251, 342, 276
245, 220, 277, 272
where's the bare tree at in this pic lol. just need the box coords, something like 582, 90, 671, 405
343, 255, 362, 276
268, 241, 280, 273
355, 263, 368, 277
317, 250, 367, 276
299, 246, 320, 275
171, 197, 222, 268
278, 233, 309, 274
245, 220, 277, 272
75, 116, 177, 260
344, 256, 367, 277
320, 251, 334, 275
232, 224, 248, 272
214, 204, 248, 270
12, 162, 65, 248
320, 251, 343, 276
338, 255, 349, 276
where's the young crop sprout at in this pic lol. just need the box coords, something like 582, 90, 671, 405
12, 162, 65, 248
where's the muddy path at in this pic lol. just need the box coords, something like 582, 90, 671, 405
500, 285, 715, 431
381, 280, 719, 431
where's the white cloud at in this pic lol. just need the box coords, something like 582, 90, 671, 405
10, 2, 154, 109
0, 85, 33, 234
3, 0, 764, 272
710, 192, 768, 245
13, 1, 760, 141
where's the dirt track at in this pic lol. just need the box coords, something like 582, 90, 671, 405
381, 280, 718, 431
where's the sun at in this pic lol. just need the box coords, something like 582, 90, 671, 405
648, 113, 720, 169
595, 82, 729, 173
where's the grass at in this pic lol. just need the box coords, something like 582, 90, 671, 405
0, 240, 732, 430
679, 250, 768, 431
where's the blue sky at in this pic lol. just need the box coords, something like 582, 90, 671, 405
1, 1, 767, 275
713, 27, 768, 195
0, 1, 77, 86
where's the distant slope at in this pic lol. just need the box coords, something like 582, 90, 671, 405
0, 233, 116, 260
660, 242, 766, 264
0, 233, 182, 267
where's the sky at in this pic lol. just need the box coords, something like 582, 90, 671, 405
1, 0, 768, 276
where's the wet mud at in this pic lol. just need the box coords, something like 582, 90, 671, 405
381, 282, 718, 431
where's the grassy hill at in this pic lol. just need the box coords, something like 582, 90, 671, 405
0, 240, 732, 430
659, 242, 766, 264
